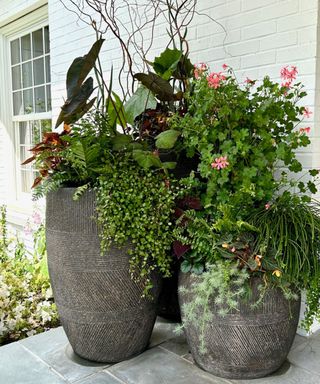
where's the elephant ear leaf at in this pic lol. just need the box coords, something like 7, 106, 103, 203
55, 39, 104, 128
134, 72, 175, 101
66, 38, 104, 99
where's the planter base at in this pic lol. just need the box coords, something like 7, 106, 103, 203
46, 189, 161, 363
179, 273, 301, 379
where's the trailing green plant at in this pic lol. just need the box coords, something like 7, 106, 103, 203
95, 157, 183, 295
0, 207, 59, 345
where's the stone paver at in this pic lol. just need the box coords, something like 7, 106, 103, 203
0, 318, 320, 384
107, 346, 231, 384
288, 330, 320, 376
19, 326, 109, 383
0, 342, 66, 384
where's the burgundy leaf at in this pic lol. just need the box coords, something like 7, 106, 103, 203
173, 240, 191, 259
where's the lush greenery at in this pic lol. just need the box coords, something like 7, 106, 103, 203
0, 206, 59, 345
95, 159, 181, 294
172, 64, 320, 344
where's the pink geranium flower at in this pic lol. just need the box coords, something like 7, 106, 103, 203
194, 62, 208, 79
207, 72, 226, 89
299, 127, 311, 134
280, 65, 298, 81
222, 63, 228, 70
303, 107, 312, 118
211, 156, 229, 170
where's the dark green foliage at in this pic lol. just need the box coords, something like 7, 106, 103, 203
55, 39, 104, 128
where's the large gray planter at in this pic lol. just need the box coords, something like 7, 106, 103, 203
46, 188, 161, 363
179, 272, 301, 379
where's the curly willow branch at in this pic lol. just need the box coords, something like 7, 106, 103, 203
59, 0, 224, 99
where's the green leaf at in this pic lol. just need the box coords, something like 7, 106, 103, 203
132, 150, 162, 169
288, 159, 302, 173
124, 86, 157, 125
111, 134, 132, 151
152, 48, 183, 80
155, 130, 181, 149
307, 181, 317, 194
162, 162, 177, 170
55, 78, 96, 127
107, 91, 127, 128
191, 263, 204, 275
309, 169, 320, 177
181, 260, 192, 273
134, 72, 175, 101
66, 38, 104, 99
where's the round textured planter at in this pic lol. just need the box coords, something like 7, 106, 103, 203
179, 272, 301, 379
46, 188, 161, 363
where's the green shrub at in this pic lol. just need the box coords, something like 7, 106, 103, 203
0, 206, 59, 345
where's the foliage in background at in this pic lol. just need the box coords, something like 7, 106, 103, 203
0, 206, 59, 345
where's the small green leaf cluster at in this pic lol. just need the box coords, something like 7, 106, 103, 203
95, 158, 182, 295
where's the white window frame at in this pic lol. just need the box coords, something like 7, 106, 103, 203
0, 5, 50, 223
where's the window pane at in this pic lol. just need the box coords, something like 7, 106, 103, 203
41, 119, 52, 134
23, 89, 33, 114
21, 169, 34, 193
20, 146, 32, 168
33, 58, 44, 85
46, 85, 51, 111
32, 29, 43, 58
10, 39, 20, 64
22, 62, 32, 88
45, 55, 51, 82
31, 121, 42, 143
19, 121, 31, 145
13, 91, 23, 115
12, 65, 21, 91
35, 86, 45, 112
21, 34, 31, 61
44, 26, 50, 54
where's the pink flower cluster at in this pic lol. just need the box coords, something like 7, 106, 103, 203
303, 107, 312, 119
280, 65, 298, 88
194, 62, 208, 79
207, 72, 226, 89
211, 156, 229, 170
299, 127, 311, 134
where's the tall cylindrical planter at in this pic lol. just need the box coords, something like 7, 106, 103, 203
179, 272, 301, 379
46, 188, 161, 363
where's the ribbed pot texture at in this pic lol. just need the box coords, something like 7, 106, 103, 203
179, 272, 301, 379
46, 188, 161, 363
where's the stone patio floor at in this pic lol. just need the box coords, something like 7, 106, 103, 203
1, 318, 320, 384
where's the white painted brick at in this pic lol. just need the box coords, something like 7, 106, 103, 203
241, 51, 276, 69
241, 0, 277, 12
277, 11, 318, 32
242, 21, 277, 40
208, 0, 241, 20
227, 39, 260, 57
299, 0, 318, 12
260, 31, 297, 51
298, 26, 317, 44
276, 43, 316, 63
